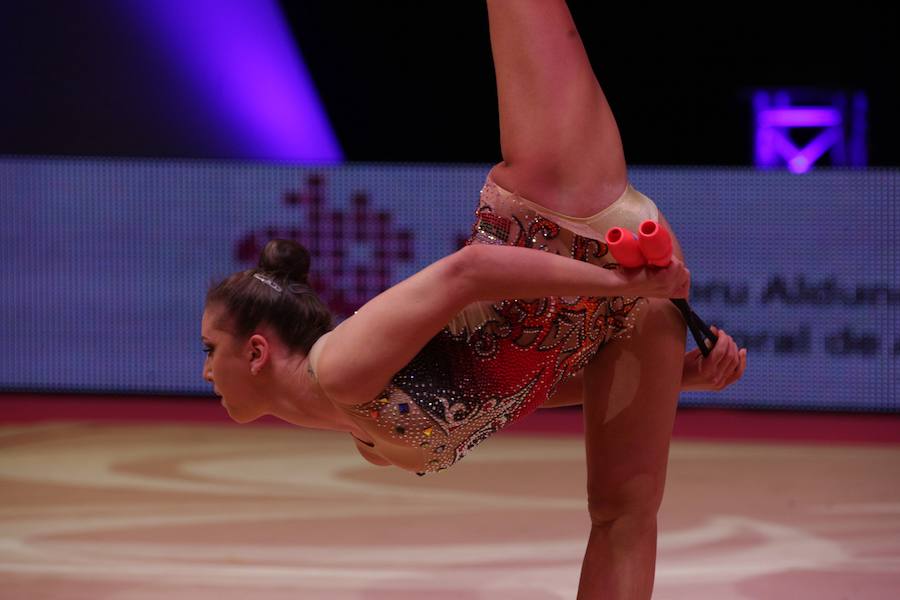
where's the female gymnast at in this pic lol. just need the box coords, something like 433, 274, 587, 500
201, 1, 747, 597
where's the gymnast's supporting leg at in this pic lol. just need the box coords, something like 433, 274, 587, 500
578, 298, 687, 599
485, 1, 688, 596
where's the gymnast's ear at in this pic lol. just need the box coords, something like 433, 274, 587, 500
247, 333, 271, 375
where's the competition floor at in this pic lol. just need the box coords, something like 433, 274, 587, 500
2, 395, 899, 599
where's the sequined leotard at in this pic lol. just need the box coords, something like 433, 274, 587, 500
340, 176, 660, 475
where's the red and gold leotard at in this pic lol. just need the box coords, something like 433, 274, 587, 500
341, 175, 660, 475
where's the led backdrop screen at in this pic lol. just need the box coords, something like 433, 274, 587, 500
1, 159, 897, 411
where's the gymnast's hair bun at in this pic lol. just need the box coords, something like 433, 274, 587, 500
259, 239, 311, 284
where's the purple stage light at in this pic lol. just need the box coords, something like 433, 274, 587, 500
123, 0, 342, 162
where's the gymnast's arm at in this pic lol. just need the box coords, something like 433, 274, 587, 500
314, 243, 688, 405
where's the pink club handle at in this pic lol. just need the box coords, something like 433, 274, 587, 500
605, 226, 645, 268
605, 220, 672, 267
637, 220, 672, 267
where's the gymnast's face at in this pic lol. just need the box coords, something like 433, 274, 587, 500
200, 305, 266, 424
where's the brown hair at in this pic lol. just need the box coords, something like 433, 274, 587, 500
206, 240, 333, 354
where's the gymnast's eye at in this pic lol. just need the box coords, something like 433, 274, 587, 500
203, 345, 214, 356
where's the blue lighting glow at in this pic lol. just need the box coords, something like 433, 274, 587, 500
124, 0, 342, 162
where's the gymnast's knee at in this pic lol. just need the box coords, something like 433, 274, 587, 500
586, 472, 665, 528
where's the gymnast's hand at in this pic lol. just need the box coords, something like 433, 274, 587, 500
616, 256, 691, 300
681, 326, 747, 392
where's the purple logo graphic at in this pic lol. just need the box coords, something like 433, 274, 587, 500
236, 175, 414, 317
753, 89, 867, 173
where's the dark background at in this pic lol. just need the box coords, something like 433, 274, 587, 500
2, 1, 898, 165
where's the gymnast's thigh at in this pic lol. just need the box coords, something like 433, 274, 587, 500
579, 297, 686, 522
